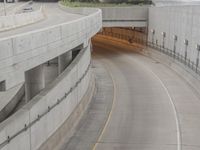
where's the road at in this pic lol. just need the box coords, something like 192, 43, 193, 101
0, 2, 32, 16
58, 36, 200, 150
0, 2, 83, 38
92, 37, 200, 150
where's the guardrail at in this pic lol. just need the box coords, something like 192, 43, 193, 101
0, 5, 45, 32
0, 6, 102, 150
0, 45, 92, 150
99, 29, 200, 76
0, 6, 102, 90
148, 41, 200, 76
99, 28, 146, 45
0, 48, 90, 149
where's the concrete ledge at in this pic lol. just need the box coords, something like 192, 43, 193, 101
0, 83, 24, 122
0, 46, 92, 150
39, 72, 96, 150
0, 6, 45, 32
0, 5, 101, 90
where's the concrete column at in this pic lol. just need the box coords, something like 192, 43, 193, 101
25, 64, 45, 102
58, 51, 72, 74
44, 58, 59, 86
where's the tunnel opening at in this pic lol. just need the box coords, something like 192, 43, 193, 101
96, 27, 147, 46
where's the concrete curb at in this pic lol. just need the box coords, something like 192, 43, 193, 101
0, 5, 46, 32
95, 35, 200, 97
38, 72, 96, 150
141, 47, 200, 97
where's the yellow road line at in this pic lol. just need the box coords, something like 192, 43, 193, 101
92, 61, 117, 150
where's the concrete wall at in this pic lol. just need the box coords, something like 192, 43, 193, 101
148, 5, 200, 64
0, 6, 45, 32
0, 45, 91, 150
0, 6, 101, 150
0, 7, 102, 90
59, 4, 147, 27
100, 6, 148, 27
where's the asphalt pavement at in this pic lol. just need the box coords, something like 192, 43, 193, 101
0, 2, 83, 39
58, 37, 200, 150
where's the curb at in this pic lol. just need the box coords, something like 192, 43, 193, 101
38, 72, 96, 150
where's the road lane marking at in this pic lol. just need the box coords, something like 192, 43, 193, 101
92, 61, 117, 150
93, 38, 182, 150
124, 51, 182, 150
148, 69, 182, 150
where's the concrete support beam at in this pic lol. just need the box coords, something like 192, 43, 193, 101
25, 64, 45, 102
58, 51, 72, 74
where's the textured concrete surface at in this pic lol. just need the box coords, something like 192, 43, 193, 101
60, 37, 200, 150
0, 3, 101, 91
0, 46, 92, 150
148, 5, 200, 64
0, 5, 45, 32
57, 59, 114, 150
0, 3, 82, 38
0, 2, 29, 16
40, 71, 95, 150
100, 6, 148, 27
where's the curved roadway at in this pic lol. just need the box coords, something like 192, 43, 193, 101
91, 37, 200, 150
1, 3, 200, 150
59, 36, 200, 150
0, 2, 83, 38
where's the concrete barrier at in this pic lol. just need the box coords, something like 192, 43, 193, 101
142, 47, 200, 96
0, 46, 92, 150
0, 83, 24, 122
148, 5, 200, 65
0, 6, 102, 150
0, 6, 45, 32
0, 7, 102, 90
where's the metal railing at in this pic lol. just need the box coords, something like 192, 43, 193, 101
98, 30, 147, 45
148, 41, 200, 76
98, 29, 200, 76
0, 60, 91, 149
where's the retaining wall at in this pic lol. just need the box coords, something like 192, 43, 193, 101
0, 46, 91, 150
0, 6, 45, 32
0, 6, 102, 150
0, 7, 102, 90
100, 6, 148, 27
148, 5, 200, 65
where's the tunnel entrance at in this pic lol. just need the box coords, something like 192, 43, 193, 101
97, 27, 147, 45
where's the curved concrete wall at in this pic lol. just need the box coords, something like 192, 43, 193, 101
0, 6, 102, 150
0, 6, 45, 32
148, 5, 200, 64
0, 7, 102, 90
0, 46, 91, 150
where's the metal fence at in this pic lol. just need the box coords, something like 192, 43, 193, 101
99, 28, 147, 45
99, 27, 200, 76
0, 59, 91, 149
148, 41, 200, 76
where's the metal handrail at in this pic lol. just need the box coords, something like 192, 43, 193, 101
0, 61, 91, 148
147, 41, 200, 75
